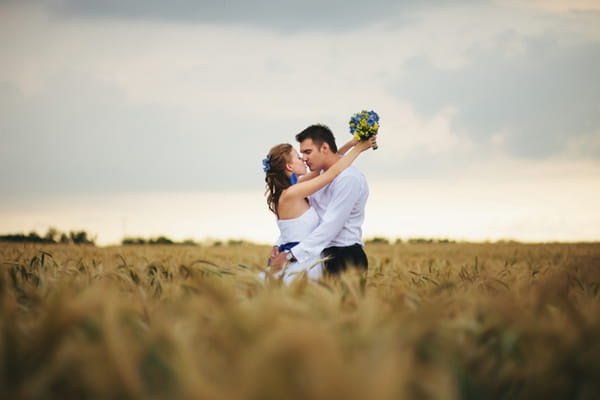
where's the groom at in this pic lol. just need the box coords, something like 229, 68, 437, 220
272, 124, 369, 275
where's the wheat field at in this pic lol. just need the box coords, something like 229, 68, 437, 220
1, 241, 599, 399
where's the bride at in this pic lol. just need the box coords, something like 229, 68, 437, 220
261, 135, 376, 284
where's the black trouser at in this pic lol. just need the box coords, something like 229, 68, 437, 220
322, 243, 368, 275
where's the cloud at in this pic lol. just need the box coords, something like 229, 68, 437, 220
41, 0, 428, 32
395, 31, 600, 158
2, 0, 599, 198
497, 0, 600, 12
0, 69, 297, 193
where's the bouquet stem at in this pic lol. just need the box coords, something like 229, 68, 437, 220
370, 134, 378, 150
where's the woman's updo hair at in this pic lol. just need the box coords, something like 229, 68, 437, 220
264, 143, 293, 216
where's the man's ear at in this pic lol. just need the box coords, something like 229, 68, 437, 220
320, 142, 330, 154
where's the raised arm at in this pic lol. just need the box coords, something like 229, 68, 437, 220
282, 137, 375, 202
298, 139, 361, 184
338, 138, 358, 155
297, 169, 320, 183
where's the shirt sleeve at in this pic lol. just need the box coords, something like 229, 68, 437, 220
291, 173, 362, 263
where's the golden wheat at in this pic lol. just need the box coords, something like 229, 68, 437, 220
1, 242, 599, 399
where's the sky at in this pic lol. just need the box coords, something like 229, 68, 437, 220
1, 0, 599, 244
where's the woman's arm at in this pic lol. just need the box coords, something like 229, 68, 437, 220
298, 139, 359, 183
338, 138, 358, 155
282, 137, 375, 201
297, 169, 320, 183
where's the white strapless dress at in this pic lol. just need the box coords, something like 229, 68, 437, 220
263, 207, 324, 284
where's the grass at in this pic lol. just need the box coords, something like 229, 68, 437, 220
1, 241, 599, 399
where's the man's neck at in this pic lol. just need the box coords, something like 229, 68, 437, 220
322, 153, 341, 171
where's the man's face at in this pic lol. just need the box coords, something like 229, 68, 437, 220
299, 138, 325, 171
289, 149, 307, 176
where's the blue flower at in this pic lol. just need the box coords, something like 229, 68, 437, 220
369, 110, 380, 122
348, 109, 380, 149
262, 155, 272, 172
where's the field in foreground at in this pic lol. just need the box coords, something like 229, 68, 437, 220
1, 242, 599, 399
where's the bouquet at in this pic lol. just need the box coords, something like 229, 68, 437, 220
349, 110, 379, 150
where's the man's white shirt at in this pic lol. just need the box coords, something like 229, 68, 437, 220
291, 165, 368, 264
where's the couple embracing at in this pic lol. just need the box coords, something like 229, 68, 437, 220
262, 124, 376, 284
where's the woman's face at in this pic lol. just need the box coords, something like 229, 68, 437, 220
289, 149, 307, 176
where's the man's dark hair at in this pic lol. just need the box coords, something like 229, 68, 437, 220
295, 124, 338, 153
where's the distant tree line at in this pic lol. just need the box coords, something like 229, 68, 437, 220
404, 238, 456, 244
0, 228, 95, 245
121, 237, 252, 246
121, 236, 196, 245
365, 237, 457, 245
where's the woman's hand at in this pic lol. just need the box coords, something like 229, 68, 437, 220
270, 245, 279, 258
356, 136, 377, 152
267, 245, 279, 266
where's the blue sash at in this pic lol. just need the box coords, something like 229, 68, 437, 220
278, 242, 299, 252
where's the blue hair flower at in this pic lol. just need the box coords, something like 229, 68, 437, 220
262, 155, 272, 172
